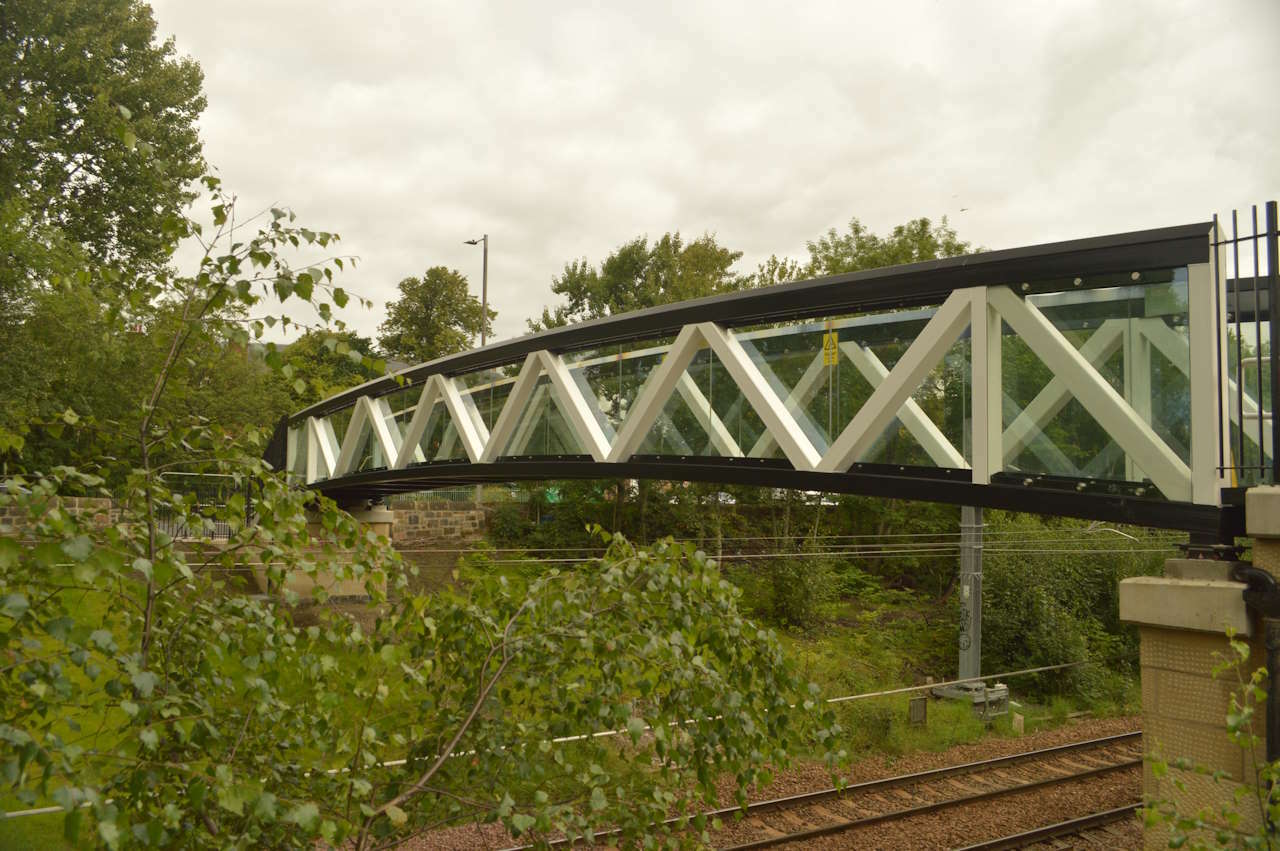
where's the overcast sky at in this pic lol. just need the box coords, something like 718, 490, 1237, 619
151, 0, 1280, 346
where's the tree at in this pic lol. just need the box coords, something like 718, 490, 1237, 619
0, 184, 836, 849
0, 0, 206, 296
277, 329, 384, 407
803, 216, 971, 276
530, 232, 743, 330
377, 266, 494, 364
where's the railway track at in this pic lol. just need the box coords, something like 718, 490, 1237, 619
713, 731, 1142, 849
954, 802, 1142, 849
502, 730, 1142, 850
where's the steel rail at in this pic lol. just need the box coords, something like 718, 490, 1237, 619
951, 802, 1141, 850
500, 731, 1141, 850
716, 755, 1143, 850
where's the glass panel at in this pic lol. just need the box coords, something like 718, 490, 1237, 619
737, 308, 954, 463
1001, 267, 1190, 490
408, 399, 470, 463
326, 406, 353, 449
460, 367, 516, 436
861, 330, 970, 468
286, 426, 305, 480
565, 339, 672, 438
636, 346, 778, 458
499, 374, 586, 457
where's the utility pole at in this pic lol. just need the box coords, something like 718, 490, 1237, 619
935, 505, 1006, 717
957, 505, 983, 681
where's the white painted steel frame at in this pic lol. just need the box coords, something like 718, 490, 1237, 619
293, 275, 1224, 507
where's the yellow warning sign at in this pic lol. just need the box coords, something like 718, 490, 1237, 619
822, 330, 839, 366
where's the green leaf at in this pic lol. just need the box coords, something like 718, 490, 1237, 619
386, 804, 407, 826
1, 593, 29, 620
131, 671, 158, 697
510, 812, 536, 834
590, 786, 607, 811
626, 716, 646, 743
253, 792, 277, 821
98, 819, 121, 848
286, 802, 320, 831
0, 538, 20, 569
61, 535, 92, 561
116, 103, 132, 120
139, 728, 159, 750
332, 288, 349, 308
63, 808, 83, 843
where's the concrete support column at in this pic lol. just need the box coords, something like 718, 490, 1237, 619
1120, 559, 1258, 847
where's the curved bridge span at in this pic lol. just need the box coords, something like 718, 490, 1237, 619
268, 216, 1278, 541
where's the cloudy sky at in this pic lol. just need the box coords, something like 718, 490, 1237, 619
151, 0, 1280, 345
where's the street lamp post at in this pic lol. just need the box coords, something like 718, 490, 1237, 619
463, 234, 489, 347
463, 234, 489, 508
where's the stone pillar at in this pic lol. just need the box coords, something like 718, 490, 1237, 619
1120, 555, 1262, 847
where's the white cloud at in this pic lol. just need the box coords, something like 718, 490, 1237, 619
152, 0, 1280, 346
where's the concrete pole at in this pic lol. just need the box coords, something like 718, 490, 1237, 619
958, 505, 984, 680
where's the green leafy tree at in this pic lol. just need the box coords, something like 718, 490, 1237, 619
803, 216, 971, 276
377, 266, 494, 364
0, 185, 837, 848
530, 232, 743, 330
0, 0, 206, 296
277, 329, 384, 406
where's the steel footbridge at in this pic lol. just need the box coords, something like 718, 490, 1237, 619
267, 206, 1280, 541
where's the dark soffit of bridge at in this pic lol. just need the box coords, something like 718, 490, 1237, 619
309, 456, 1242, 540
291, 220, 1212, 423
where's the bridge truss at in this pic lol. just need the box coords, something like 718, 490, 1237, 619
269, 210, 1280, 540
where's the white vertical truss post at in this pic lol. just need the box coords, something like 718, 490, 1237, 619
1188, 253, 1223, 504
969, 287, 1001, 484
1123, 322, 1152, 482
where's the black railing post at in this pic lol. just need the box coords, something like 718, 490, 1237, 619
1268, 201, 1279, 484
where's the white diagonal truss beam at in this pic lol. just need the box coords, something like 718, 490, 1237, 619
334, 396, 401, 475
696, 322, 822, 470
988, 286, 1191, 501
539, 351, 612, 461
395, 378, 441, 468
841, 342, 968, 469
307, 416, 339, 481
818, 290, 972, 472
435, 375, 488, 462
607, 325, 705, 462
1139, 317, 1272, 460
480, 353, 544, 463
1001, 318, 1127, 464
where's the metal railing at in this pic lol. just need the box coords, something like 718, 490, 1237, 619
1214, 202, 1279, 487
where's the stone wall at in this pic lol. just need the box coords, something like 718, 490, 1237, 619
390, 502, 484, 545
0, 496, 117, 537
